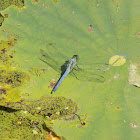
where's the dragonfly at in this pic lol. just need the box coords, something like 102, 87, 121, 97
40, 44, 108, 93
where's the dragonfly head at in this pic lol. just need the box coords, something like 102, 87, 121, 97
73, 55, 79, 61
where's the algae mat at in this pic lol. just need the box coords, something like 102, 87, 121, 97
0, 0, 140, 140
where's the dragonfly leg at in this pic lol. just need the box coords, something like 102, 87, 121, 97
69, 68, 79, 80
72, 72, 79, 80
76, 64, 80, 69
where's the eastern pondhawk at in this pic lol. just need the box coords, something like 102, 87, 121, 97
40, 44, 108, 93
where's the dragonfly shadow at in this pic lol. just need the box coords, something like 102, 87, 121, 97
60, 60, 69, 76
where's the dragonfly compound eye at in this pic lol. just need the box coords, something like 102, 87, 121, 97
73, 55, 79, 61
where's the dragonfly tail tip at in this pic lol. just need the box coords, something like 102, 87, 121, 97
51, 91, 54, 94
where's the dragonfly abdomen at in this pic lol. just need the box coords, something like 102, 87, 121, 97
51, 67, 70, 93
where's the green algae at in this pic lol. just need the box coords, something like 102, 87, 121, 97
0, 106, 47, 140
29, 67, 47, 77
4, 96, 77, 120
0, 37, 30, 104
12, 0, 25, 8
0, 0, 24, 11
0, 96, 77, 140
0, 0, 25, 26
0, 70, 29, 88
0, 35, 18, 67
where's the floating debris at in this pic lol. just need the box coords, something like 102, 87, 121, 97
109, 55, 126, 66
130, 123, 138, 128
128, 64, 140, 87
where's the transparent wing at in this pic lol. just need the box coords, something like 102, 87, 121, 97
72, 68, 105, 82
40, 44, 70, 73
40, 44, 108, 82
76, 62, 109, 82
40, 49, 62, 73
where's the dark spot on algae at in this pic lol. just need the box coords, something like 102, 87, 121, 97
116, 106, 120, 110
0, 37, 30, 105
49, 81, 57, 88
0, 89, 6, 95
0, 13, 4, 26
32, 0, 40, 4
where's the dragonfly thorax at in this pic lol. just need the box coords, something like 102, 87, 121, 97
72, 55, 79, 62
67, 57, 77, 71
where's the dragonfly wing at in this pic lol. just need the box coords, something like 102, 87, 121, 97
44, 44, 68, 62
77, 62, 110, 72
72, 68, 105, 82
40, 44, 70, 73
40, 49, 62, 73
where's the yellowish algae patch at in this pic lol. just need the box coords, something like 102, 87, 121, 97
0, 0, 25, 11
29, 67, 47, 76
5, 96, 77, 120
0, 96, 76, 139
0, 106, 49, 139
0, 36, 30, 105
128, 63, 140, 87
109, 55, 126, 66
